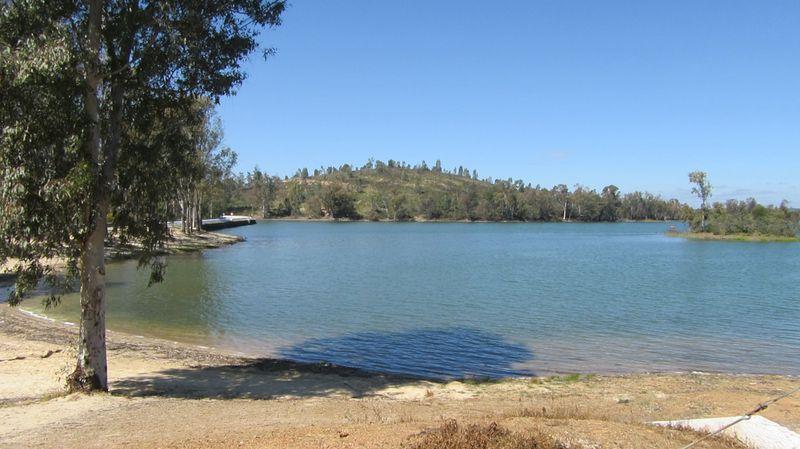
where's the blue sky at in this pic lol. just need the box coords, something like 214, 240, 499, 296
217, 1, 799, 206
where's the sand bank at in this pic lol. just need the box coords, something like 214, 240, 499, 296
1, 305, 798, 448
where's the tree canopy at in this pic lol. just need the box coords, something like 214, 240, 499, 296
683, 172, 799, 238
225, 160, 690, 222
0, 0, 285, 391
689, 171, 712, 231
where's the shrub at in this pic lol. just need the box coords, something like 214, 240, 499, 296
409, 420, 575, 449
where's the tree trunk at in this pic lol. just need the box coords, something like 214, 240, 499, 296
192, 189, 201, 232
185, 191, 191, 233
68, 0, 108, 392
196, 191, 203, 232
186, 190, 195, 234
189, 195, 195, 233
701, 200, 707, 231
180, 196, 188, 234
69, 210, 108, 392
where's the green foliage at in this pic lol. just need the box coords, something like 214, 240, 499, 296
689, 171, 712, 202
249, 167, 278, 217
689, 198, 800, 238
0, 0, 286, 303
1, 2, 89, 304
236, 161, 687, 222
174, 100, 244, 232
685, 173, 798, 238
689, 171, 712, 230
320, 183, 359, 219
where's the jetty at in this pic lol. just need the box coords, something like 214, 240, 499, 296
200, 215, 257, 231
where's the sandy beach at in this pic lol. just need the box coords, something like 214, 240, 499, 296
0, 305, 797, 448
4, 0, 798, 447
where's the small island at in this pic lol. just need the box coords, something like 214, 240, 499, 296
669, 172, 800, 242
3, 2, 800, 448
670, 231, 800, 243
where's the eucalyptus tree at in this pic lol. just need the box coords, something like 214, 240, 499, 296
600, 185, 621, 222
571, 185, 600, 221
200, 143, 238, 224
689, 171, 712, 231
0, 0, 285, 392
250, 167, 277, 218
321, 183, 358, 219
552, 184, 570, 221
175, 98, 230, 233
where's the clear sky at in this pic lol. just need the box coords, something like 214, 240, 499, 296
217, 0, 799, 206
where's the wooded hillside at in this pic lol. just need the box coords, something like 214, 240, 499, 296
237, 160, 689, 222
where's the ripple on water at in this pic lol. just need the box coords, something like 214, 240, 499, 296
24, 222, 800, 378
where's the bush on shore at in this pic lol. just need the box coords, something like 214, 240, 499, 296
690, 199, 799, 238
409, 420, 575, 449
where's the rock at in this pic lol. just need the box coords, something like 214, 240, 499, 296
41, 349, 59, 358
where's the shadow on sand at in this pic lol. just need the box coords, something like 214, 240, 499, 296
111, 328, 535, 400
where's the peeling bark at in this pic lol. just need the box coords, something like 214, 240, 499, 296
68, 215, 108, 392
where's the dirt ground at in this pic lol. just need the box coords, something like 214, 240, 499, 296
1, 305, 798, 449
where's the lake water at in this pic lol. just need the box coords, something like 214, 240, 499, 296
22, 222, 800, 379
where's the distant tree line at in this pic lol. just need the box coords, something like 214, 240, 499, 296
196, 163, 800, 237
227, 160, 691, 222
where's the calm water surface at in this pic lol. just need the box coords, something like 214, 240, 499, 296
24, 222, 800, 379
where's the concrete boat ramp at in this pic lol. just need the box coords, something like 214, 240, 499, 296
652, 416, 800, 449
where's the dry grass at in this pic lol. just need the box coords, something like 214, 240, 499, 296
504, 404, 748, 449
508, 403, 614, 422
653, 425, 750, 449
408, 420, 576, 449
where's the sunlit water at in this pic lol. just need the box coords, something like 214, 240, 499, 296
19, 222, 800, 379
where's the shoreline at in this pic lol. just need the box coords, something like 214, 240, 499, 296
1, 304, 414, 381
667, 231, 800, 242
106, 228, 245, 259
4, 301, 800, 384
260, 217, 681, 224
0, 229, 244, 288
2, 304, 800, 448
12, 304, 798, 381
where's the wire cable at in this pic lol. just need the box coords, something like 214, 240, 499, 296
679, 384, 800, 449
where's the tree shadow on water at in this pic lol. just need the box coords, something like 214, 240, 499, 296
111, 327, 535, 400
279, 327, 535, 380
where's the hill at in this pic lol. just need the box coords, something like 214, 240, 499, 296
244, 160, 688, 222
